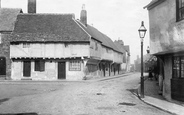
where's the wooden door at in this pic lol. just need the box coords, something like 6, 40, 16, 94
0, 57, 6, 76
23, 61, 31, 77
58, 62, 66, 79
102, 64, 105, 77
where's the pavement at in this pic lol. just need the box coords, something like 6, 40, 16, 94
136, 73, 184, 115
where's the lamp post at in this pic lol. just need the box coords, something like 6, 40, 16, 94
138, 21, 147, 98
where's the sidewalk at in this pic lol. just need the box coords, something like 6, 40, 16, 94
138, 74, 184, 115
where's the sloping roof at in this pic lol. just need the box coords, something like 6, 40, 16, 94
114, 41, 126, 53
144, 0, 166, 10
0, 8, 22, 31
124, 45, 130, 52
11, 13, 90, 42
76, 20, 123, 53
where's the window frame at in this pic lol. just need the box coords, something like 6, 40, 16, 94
173, 56, 184, 78
176, 0, 184, 22
69, 60, 81, 71
35, 59, 45, 72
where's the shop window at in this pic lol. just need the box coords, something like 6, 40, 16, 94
173, 56, 184, 78
176, 0, 184, 21
35, 60, 45, 72
69, 60, 81, 71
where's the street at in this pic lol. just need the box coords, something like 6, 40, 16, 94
0, 73, 172, 115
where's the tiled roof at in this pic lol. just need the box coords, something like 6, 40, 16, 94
114, 41, 126, 53
0, 8, 22, 31
76, 20, 123, 53
11, 13, 90, 42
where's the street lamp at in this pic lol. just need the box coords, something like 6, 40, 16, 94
138, 21, 147, 98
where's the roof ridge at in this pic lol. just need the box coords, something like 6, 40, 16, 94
0, 8, 22, 10
19, 13, 75, 16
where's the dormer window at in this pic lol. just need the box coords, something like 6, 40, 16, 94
176, 0, 184, 21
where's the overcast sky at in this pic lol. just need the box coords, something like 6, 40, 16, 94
1, 0, 152, 64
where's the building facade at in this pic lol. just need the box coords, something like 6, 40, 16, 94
114, 40, 131, 72
145, 0, 184, 102
1, 0, 124, 80
0, 8, 22, 80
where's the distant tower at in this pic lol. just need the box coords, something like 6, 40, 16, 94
80, 4, 87, 26
28, 0, 36, 13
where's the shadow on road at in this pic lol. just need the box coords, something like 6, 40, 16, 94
0, 113, 38, 115
0, 98, 9, 105
127, 89, 141, 100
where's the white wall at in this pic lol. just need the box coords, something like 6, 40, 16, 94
11, 60, 58, 80
90, 39, 101, 59
10, 43, 89, 58
101, 46, 113, 61
11, 60, 85, 80
66, 61, 85, 80
149, 0, 184, 54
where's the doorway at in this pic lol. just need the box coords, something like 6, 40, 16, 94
102, 64, 105, 77
58, 62, 66, 79
0, 57, 6, 76
23, 61, 31, 77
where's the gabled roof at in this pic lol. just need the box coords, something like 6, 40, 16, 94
0, 8, 22, 32
76, 20, 123, 53
11, 13, 90, 42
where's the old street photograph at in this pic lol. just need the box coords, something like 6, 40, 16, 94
0, 0, 184, 115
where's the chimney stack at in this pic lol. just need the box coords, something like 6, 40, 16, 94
80, 4, 87, 26
28, 0, 36, 13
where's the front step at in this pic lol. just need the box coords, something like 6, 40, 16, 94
0, 75, 6, 80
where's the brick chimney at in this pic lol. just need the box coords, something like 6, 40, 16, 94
80, 4, 87, 26
28, 0, 36, 13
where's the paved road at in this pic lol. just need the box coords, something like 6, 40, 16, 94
0, 73, 172, 115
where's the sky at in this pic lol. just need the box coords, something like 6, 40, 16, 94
1, 0, 152, 64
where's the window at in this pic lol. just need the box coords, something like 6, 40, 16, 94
173, 56, 184, 78
87, 64, 98, 72
23, 43, 30, 48
69, 60, 81, 71
35, 60, 45, 72
95, 41, 98, 50
176, 0, 184, 21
